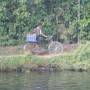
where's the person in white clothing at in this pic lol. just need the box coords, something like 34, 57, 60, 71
33, 25, 47, 37
33, 24, 47, 45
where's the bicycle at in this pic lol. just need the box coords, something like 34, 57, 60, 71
24, 35, 63, 54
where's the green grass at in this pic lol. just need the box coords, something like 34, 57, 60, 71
0, 41, 90, 72
0, 55, 26, 71
30, 41, 90, 71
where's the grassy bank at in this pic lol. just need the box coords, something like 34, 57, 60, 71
0, 42, 90, 72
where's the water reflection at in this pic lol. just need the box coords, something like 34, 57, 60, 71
0, 71, 90, 90
30, 72, 49, 90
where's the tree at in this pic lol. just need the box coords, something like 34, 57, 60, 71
0, 0, 90, 45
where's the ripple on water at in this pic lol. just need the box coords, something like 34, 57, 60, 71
0, 72, 90, 90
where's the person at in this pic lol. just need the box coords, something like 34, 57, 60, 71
32, 24, 47, 45
24, 24, 47, 52
33, 24, 47, 38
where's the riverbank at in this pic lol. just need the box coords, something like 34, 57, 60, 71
0, 42, 90, 72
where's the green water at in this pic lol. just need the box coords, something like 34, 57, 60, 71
0, 71, 90, 90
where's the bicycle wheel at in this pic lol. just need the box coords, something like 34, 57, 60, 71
48, 41, 63, 54
23, 43, 37, 54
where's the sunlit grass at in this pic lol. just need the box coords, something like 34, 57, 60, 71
0, 42, 90, 71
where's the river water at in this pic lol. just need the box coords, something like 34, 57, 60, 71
0, 71, 90, 90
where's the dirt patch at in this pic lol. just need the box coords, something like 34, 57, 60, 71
0, 44, 78, 56
0, 46, 24, 56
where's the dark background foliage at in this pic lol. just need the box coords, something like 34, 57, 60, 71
0, 0, 90, 45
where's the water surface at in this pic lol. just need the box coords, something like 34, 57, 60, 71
0, 71, 90, 90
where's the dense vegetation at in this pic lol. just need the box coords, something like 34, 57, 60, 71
0, 0, 90, 45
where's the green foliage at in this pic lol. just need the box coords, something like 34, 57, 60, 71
0, 55, 26, 71
0, 0, 90, 45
